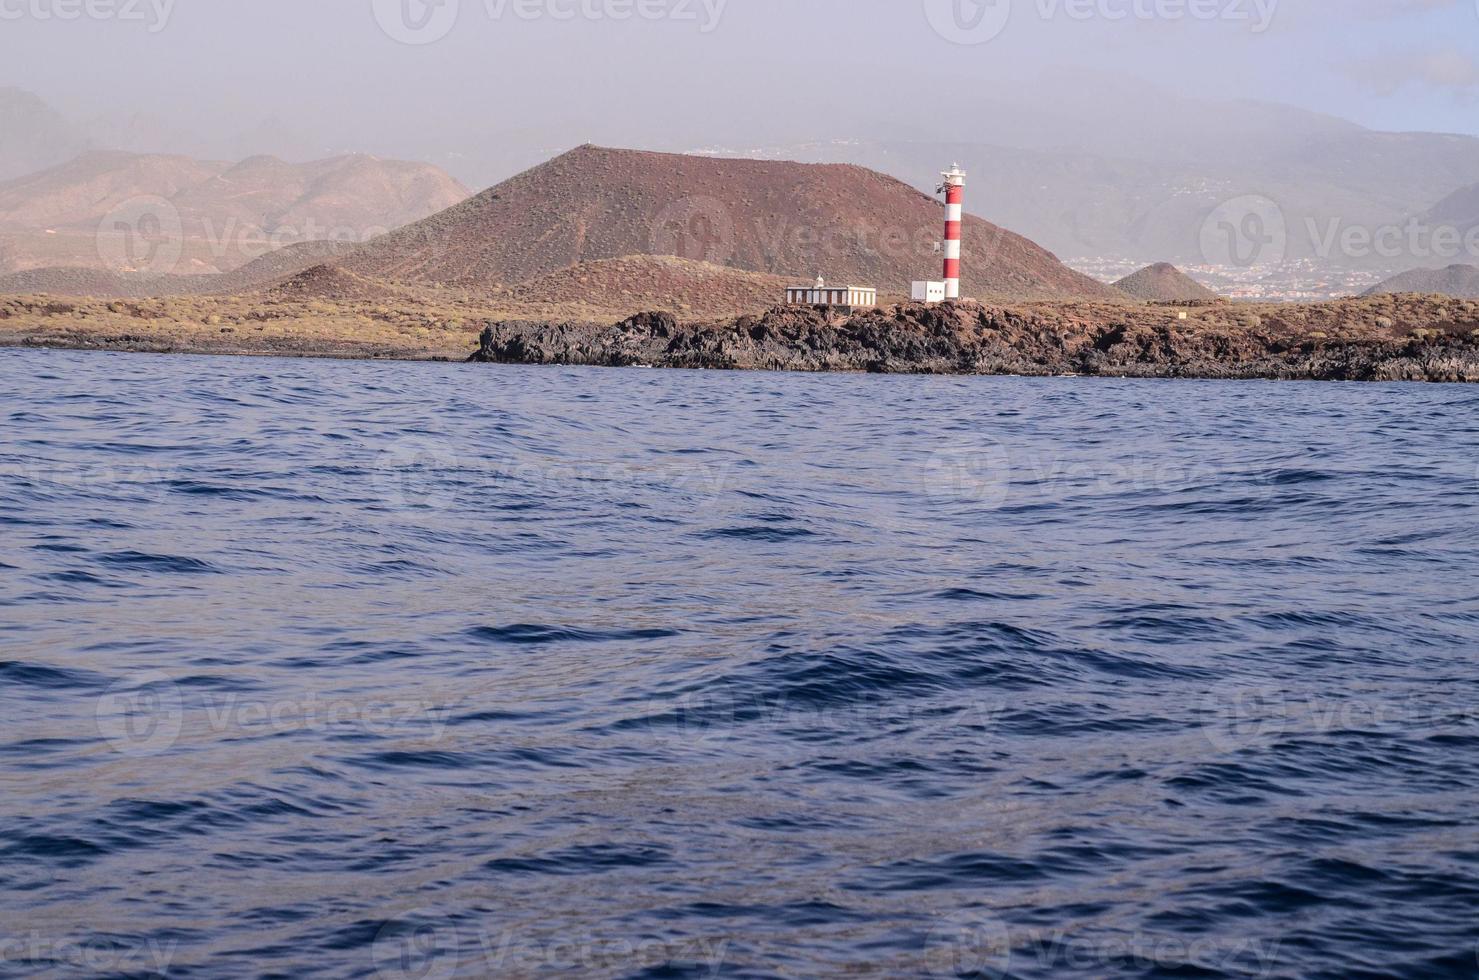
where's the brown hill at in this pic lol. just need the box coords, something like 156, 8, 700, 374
1363, 264, 1479, 299
339, 145, 1120, 302
0, 151, 470, 273
1113, 263, 1219, 302
0, 240, 359, 298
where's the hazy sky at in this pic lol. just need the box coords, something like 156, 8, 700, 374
4, 0, 1478, 181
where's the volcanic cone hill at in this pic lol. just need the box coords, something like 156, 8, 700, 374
1363, 264, 1479, 300
338, 145, 1121, 302
1113, 263, 1220, 302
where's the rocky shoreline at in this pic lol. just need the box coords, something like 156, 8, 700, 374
469, 299, 1479, 383
5, 292, 1479, 382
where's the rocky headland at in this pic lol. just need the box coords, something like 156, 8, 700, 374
470, 296, 1479, 383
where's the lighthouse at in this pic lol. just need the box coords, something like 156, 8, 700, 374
912, 163, 967, 304
940, 164, 965, 300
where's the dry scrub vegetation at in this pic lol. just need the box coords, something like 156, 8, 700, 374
0, 291, 654, 360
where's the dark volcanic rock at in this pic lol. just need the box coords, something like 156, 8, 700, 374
469, 301, 1479, 383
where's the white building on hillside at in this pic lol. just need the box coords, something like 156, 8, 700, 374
785, 275, 877, 310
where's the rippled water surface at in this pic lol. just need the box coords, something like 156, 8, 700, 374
3, 348, 1479, 978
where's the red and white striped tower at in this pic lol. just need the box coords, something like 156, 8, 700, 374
940, 164, 966, 300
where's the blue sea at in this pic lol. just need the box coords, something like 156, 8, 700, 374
2, 347, 1478, 978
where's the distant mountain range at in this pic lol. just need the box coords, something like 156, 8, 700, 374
0, 150, 469, 237
0, 149, 469, 275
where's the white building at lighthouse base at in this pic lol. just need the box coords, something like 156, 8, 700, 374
911, 281, 947, 303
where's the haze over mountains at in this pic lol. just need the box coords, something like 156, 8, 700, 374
15, 78, 1479, 279
0, 88, 84, 181
0, 151, 468, 236
692, 80, 1479, 272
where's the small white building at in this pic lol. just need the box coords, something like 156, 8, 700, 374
786, 276, 876, 310
911, 281, 947, 303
